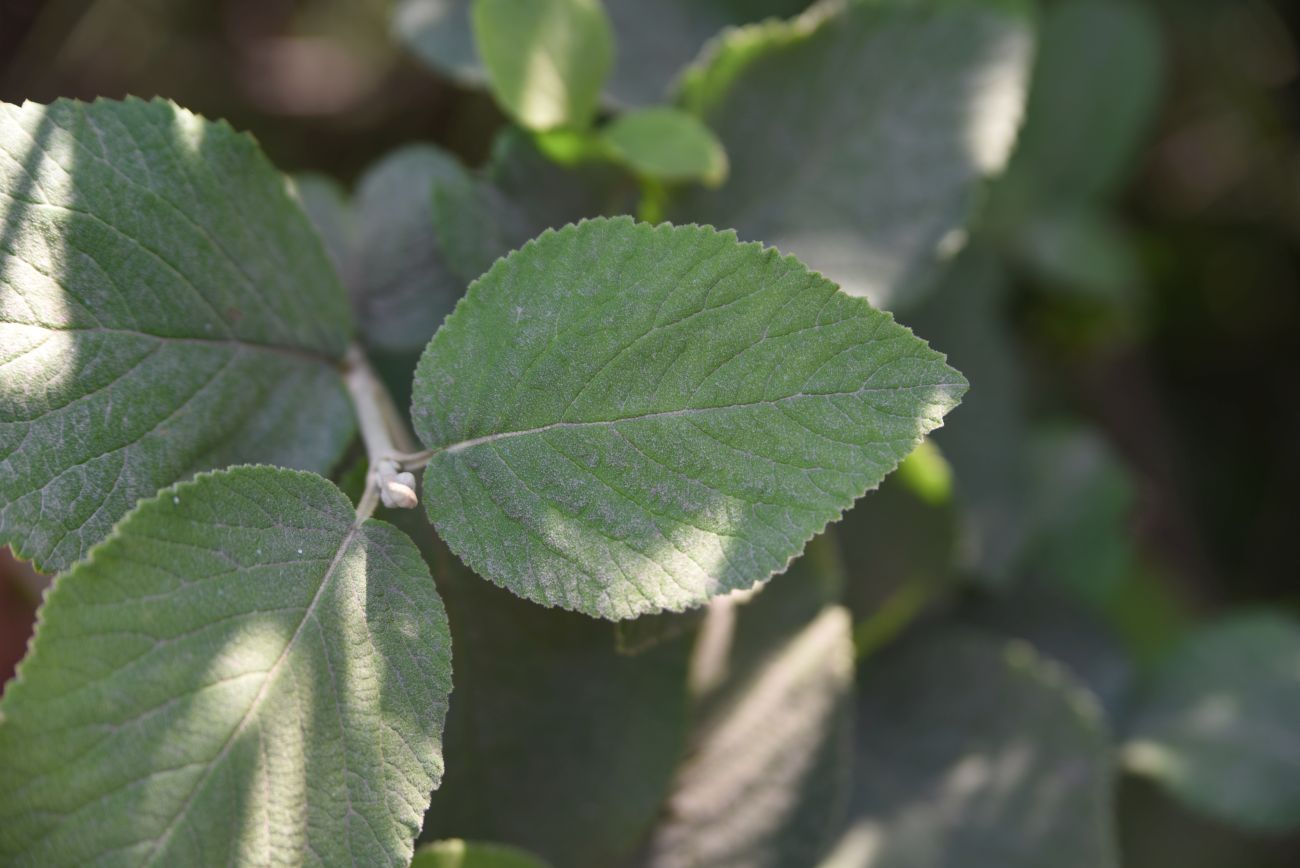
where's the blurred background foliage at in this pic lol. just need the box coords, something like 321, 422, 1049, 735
2, 0, 1299, 865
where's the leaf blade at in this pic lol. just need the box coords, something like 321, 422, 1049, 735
0, 466, 453, 867
411, 217, 966, 619
0, 98, 356, 571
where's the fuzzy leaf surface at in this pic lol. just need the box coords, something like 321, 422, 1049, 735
411, 218, 965, 619
0, 466, 453, 867
671, 0, 1034, 308
0, 98, 355, 572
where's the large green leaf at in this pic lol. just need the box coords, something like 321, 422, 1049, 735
670, 0, 1035, 309
824, 629, 1119, 867
0, 466, 453, 866
411, 218, 966, 619
638, 544, 853, 868
417, 535, 690, 868
1123, 613, 1300, 833
0, 98, 355, 572
392, 0, 809, 109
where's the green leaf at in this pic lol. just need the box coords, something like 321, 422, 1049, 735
345, 145, 474, 354
430, 172, 537, 287
411, 218, 966, 619
995, 0, 1163, 214
487, 125, 636, 228
470, 0, 614, 131
393, 0, 809, 109
0, 466, 453, 866
601, 108, 728, 187
290, 172, 356, 277
417, 535, 690, 868
1123, 613, 1300, 833
0, 97, 355, 573
824, 629, 1119, 867
413, 839, 552, 868
671, 0, 1035, 308
641, 548, 853, 868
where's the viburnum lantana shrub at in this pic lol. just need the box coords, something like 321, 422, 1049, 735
5, 1, 1299, 867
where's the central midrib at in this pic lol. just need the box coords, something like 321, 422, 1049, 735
429, 380, 961, 457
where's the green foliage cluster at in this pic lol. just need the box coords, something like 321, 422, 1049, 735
1, 0, 1297, 866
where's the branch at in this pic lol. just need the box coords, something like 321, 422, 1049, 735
342, 345, 420, 519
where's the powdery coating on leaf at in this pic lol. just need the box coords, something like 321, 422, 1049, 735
0, 465, 453, 867
1123, 613, 1300, 833
0, 97, 356, 572
671, 0, 1035, 309
411, 217, 967, 620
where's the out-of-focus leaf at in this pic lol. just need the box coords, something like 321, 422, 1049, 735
413, 839, 552, 868
417, 538, 691, 868
431, 172, 536, 285
602, 108, 728, 186
411, 218, 966, 619
290, 172, 357, 277
996, 0, 1163, 214
346, 145, 472, 354
0, 98, 355, 572
1010, 209, 1143, 300
393, 0, 810, 109
909, 247, 1030, 586
823, 629, 1119, 867
965, 582, 1134, 720
671, 0, 1035, 308
470, 0, 613, 131
0, 467, 453, 867
487, 126, 636, 227
638, 536, 852, 868
640, 607, 854, 868
1123, 613, 1300, 833
1023, 426, 1137, 606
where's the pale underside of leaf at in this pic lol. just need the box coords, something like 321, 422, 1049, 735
0, 465, 452, 867
671, 0, 1035, 310
0, 97, 355, 572
412, 218, 966, 620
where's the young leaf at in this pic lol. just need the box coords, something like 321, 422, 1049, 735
413, 839, 551, 868
470, 0, 614, 131
410, 218, 966, 619
1123, 613, 1300, 833
0, 466, 453, 867
393, 0, 808, 109
671, 0, 1035, 309
824, 629, 1120, 867
601, 108, 728, 187
0, 97, 355, 572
